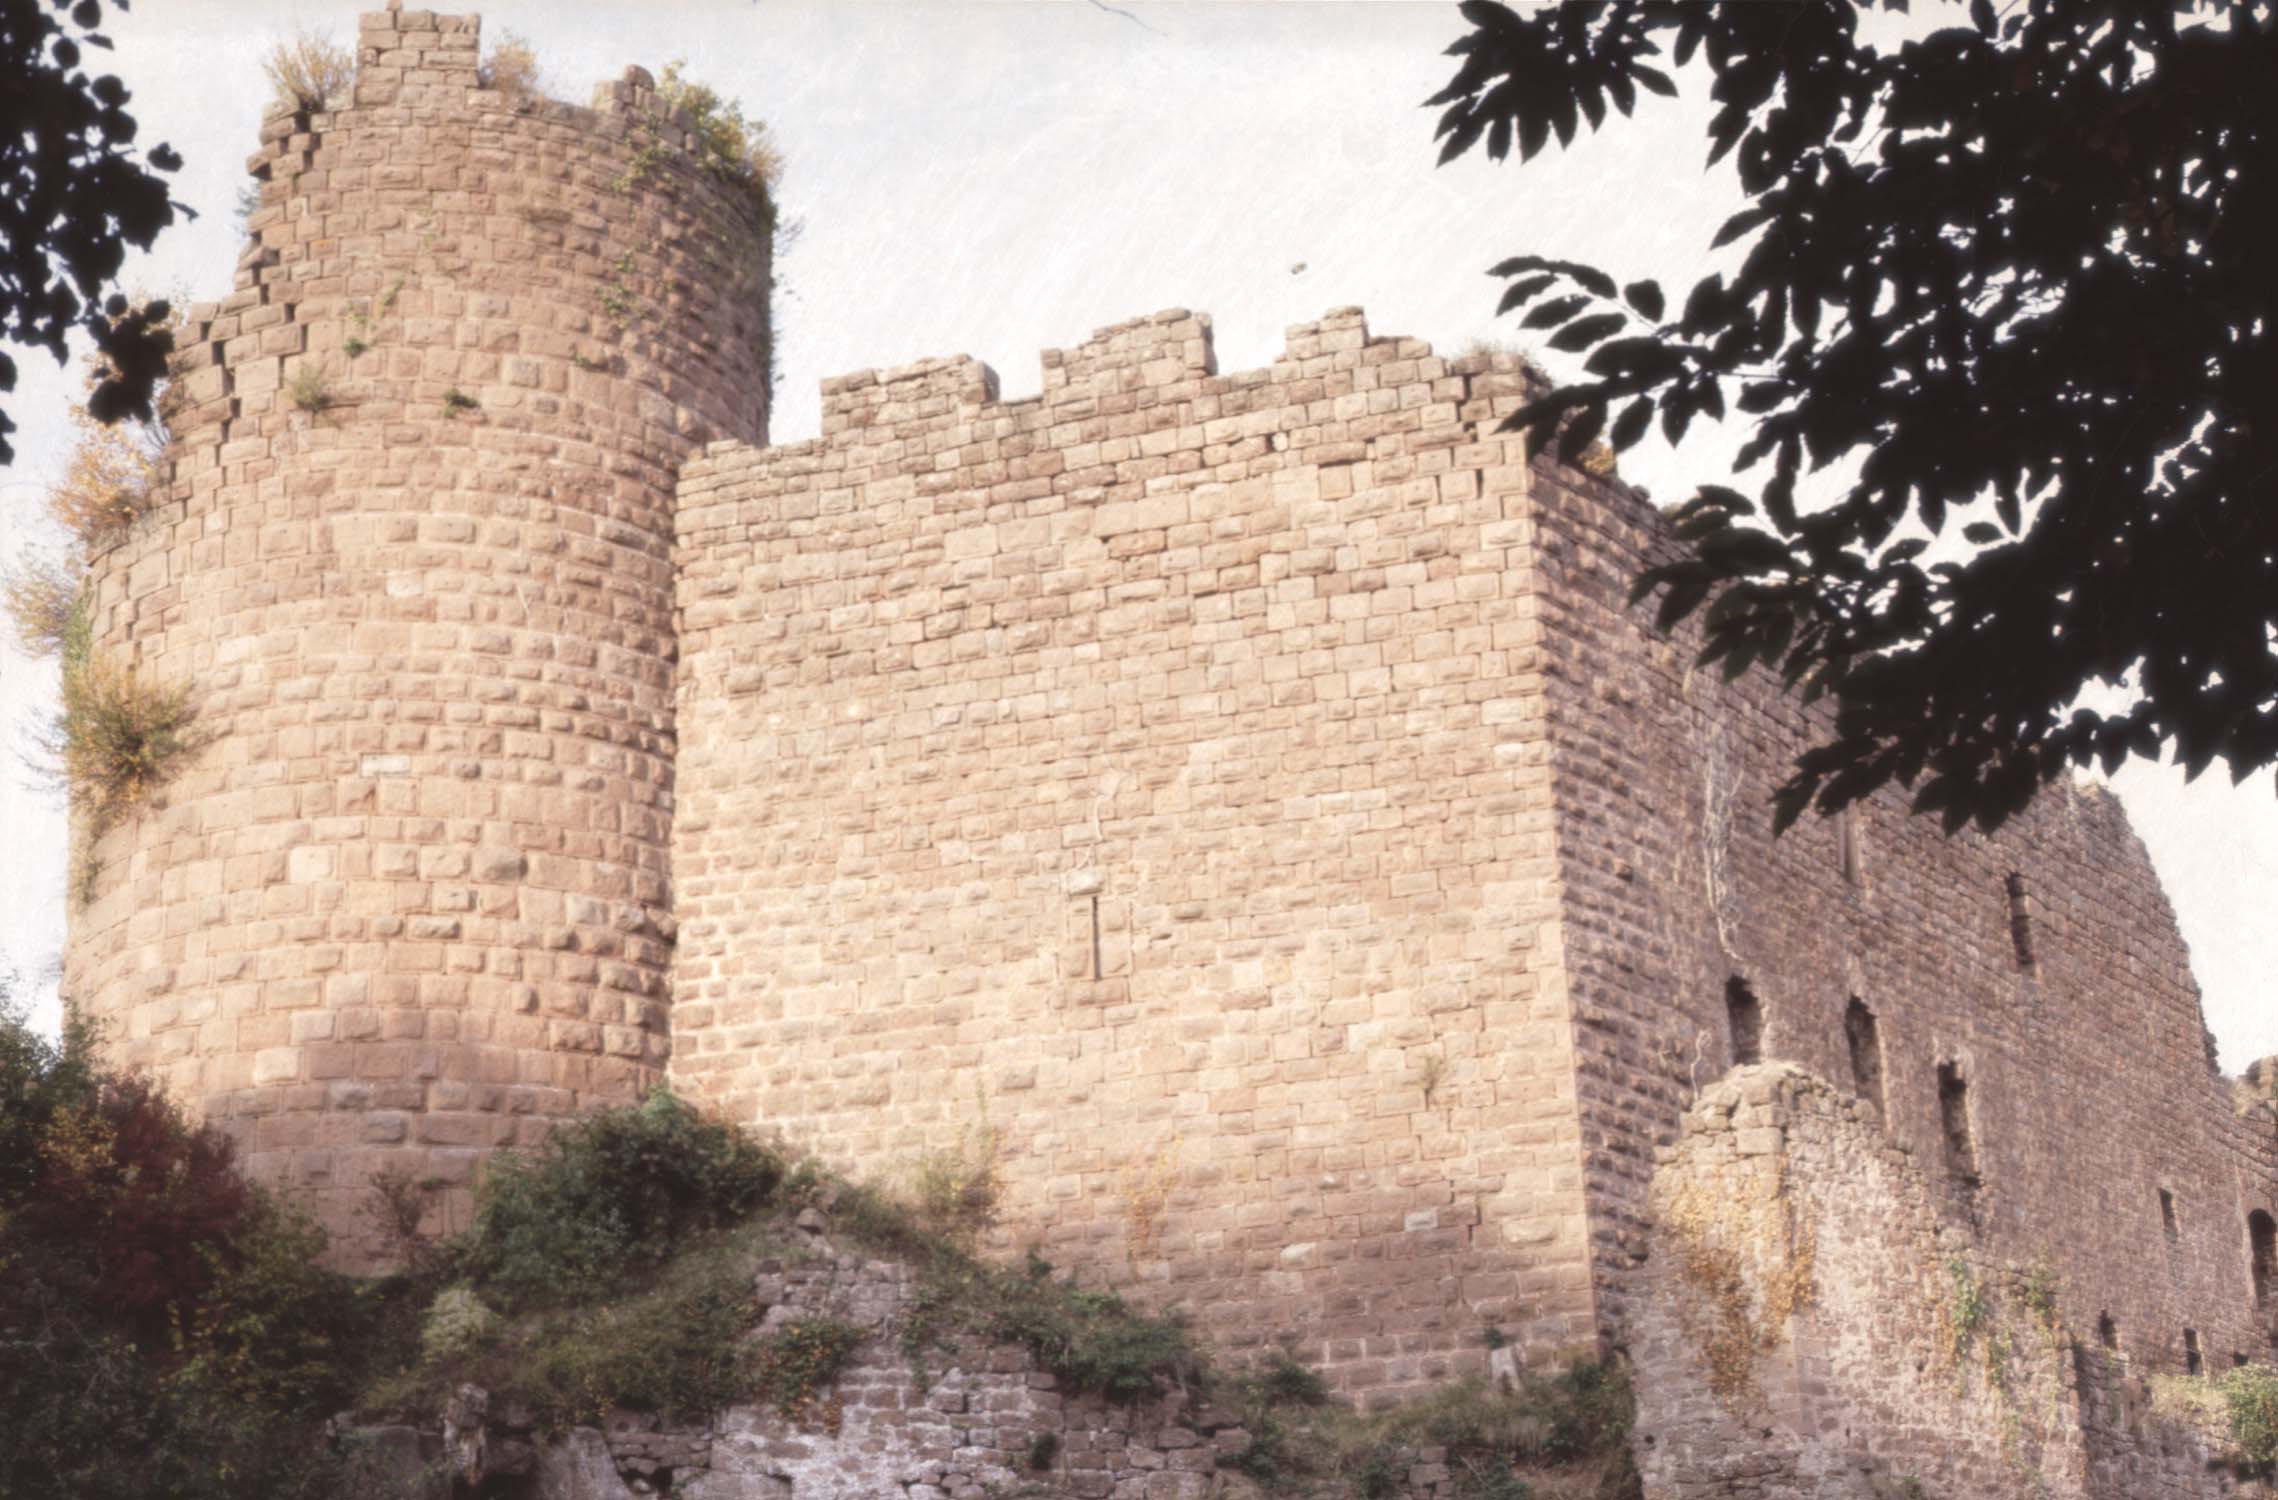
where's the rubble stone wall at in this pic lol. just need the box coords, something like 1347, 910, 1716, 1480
1630, 1064, 2251, 1500
375, 1223, 1531, 1500
669, 311, 1598, 1395
63, 6, 772, 1256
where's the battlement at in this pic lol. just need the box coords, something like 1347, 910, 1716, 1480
808, 306, 1459, 439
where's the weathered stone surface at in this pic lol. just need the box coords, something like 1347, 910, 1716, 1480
397, 1239, 1392, 1499
1633, 1065, 2254, 1500
669, 283, 2278, 1427
536, 1427, 638, 1500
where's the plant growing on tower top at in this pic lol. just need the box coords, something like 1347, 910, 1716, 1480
656, 61, 784, 193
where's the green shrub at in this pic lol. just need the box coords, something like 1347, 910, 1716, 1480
656, 61, 783, 190
819, 1164, 1194, 1405
1251, 1349, 1332, 1408
0, 996, 378, 1500
466, 1085, 783, 1301
2222, 1362, 2278, 1473
1353, 1443, 1404, 1499
493, 1234, 764, 1431
55, 647, 194, 852
830, 1178, 929, 1257
1, 1036, 804, 1491
1218, 1355, 1639, 1499
4, 1041, 254, 1340
900, 1251, 1191, 1403
1013, 1284, 1190, 1401
418, 1286, 500, 1365
752, 1315, 864, 1424
0, 992, 99, 1198
170, 1194, 363, 1416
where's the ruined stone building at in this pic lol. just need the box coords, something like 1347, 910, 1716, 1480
62, 8, 2278, 1496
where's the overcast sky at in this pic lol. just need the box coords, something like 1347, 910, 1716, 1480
2, 1, 2270, 1067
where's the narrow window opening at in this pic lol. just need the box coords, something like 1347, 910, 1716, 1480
1845, 998, 1885, 1126
2159, 1188, 2179, 1239
2250, 1210, 2275, 1308
2183, 1328, 2202, 1376
1089, 893, 1103, 981
1726, 977, 1763, 1067
2096, 1312, 2118, 1350
2004, 872, 2037, 973
1838, 808, 1865, 887
1937, 1062, 1980, 1206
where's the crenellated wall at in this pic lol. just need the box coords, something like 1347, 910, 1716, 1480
669, 309, 1598, 1397
63, 6, 772, 1257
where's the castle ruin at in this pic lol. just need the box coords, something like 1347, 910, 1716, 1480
61, 9, 2278, 1496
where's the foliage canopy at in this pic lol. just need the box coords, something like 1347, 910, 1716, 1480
0, 0, 184, 462
0, 993, 363, 1499
1432, 0, 2277, 832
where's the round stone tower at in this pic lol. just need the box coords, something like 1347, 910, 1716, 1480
62, 7, 772, 1255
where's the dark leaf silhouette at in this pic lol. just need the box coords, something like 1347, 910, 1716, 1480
1433, 0, 2278, 834
0, 0, 186, 461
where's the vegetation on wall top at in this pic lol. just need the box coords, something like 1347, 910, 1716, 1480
657, 60, 784, 194
477, 30, 542, 99
260, 31, 354, 115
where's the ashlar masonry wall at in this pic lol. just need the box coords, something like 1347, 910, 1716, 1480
64, 7, 773, 1257
669, 310, 1597, 1396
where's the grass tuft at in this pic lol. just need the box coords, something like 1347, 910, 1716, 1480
285, 365, 331, 415
657, 61, 784, 191
27, 303, 180, 552
909, 1097, 1003, 1249
53, 646, 194, 860
479, 32, 544, 99
4, 551, 81, 659
262, 33, 354, 114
